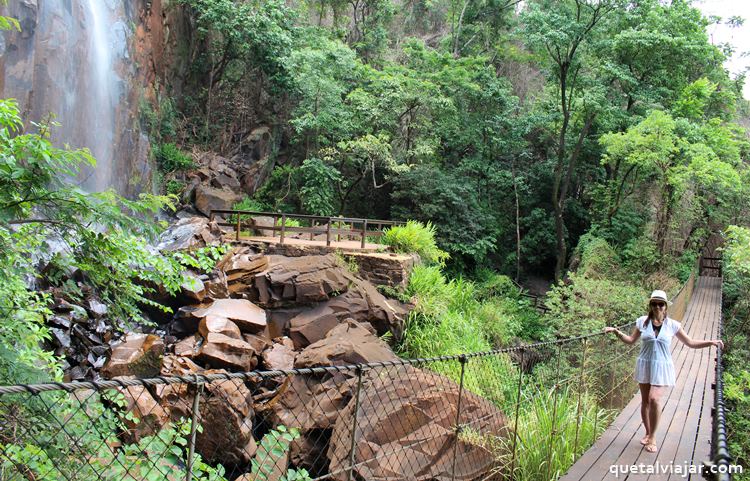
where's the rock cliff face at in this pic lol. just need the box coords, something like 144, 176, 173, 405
0, 0, 186, 196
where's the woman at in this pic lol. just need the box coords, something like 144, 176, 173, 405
603, 290, 723, 453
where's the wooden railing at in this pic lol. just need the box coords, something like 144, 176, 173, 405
209, 210, 405, 249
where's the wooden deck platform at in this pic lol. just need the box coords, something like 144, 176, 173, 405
560, 276, 721, 481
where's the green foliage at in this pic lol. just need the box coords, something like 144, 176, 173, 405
398, 264, 541, 405
673, 78, 718, 121
173, 244, 231, 273
0, 98, 186, 382
0, 391, 225, 481
298, 157, 341, 216
721, 225, 750, 475
140, 92, 179, 143
497, 387, 613, 481
382, 221, 449, 266
166, 179, 186, 196
574, 233, 623, 280
251, 426, 311, 481
621, 236, 661, 274
0, 0, 20, 31
180, 0, 296, 87
233, 196, 270, 213
153, 143, 195, 172
545, 272, 646, 338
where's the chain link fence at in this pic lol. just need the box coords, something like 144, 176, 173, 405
0, 326, 645, 481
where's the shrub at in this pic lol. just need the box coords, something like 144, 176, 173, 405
153, 143, 195, 172
234, 196, 270, 213
545, 273, 646, 338
494, 387, 613, 481
722, 225, 750, 472
574, 234, 623, 280
166, 179, 186, 196
382, 221, 449, 266
621, 235, 661, 274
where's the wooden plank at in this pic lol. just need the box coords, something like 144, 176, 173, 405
689, 282, 721, 480
670, 277, 721, 480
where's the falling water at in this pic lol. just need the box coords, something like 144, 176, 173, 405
0, 0, 134, 193
82, 0, 117, 191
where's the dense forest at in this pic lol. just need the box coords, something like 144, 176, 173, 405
2, 0, 750, 479
157, 0, 750, 280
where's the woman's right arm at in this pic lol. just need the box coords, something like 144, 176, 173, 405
604, 326, 641, 345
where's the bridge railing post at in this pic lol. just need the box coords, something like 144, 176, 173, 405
510, 348, 525, 478
347, 365, 364, 481
186, 376, 204, 481
545, 344, 564, 481
450, 354, 468, 481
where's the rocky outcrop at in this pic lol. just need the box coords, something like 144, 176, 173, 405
253, 255, 355, 307
117, 383, 169, 443
262, 337, 296, 371
288, 280, 408, 349
157, 216, 223, 251
194, 185, 243, 217
101, 334, 164, 378
294, 320, 397, 367
328, 365, 509, 481
343, 252, 417, 288
174, 298, 267, 336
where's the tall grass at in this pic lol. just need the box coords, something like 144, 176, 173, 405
382, 221, 449, 265
460, 386, 613, 481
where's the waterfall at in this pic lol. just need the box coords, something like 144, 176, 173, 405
83, 0, 117, 192
0, 0, 137, 193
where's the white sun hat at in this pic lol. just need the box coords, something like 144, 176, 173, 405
649, 290, 672, 306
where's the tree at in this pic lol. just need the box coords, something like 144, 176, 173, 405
599, 109, 747, 257
522, 0, 619, 281
0, 99, 185, 383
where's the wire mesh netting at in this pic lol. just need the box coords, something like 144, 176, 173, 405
0, 331, 652, 481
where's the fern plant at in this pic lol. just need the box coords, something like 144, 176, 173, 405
250, 425, 311, 481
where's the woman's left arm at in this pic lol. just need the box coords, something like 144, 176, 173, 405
675, 328, 724, 349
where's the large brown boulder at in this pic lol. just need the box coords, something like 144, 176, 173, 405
117, 383, 170, 443
253, 255, 354, 307
196, 333, 259, 371
158, 360, 257, 466
343, 252, 417, 288
288, 281, 409, 349
216, 247, 269, 295
270, 322, 392, 430
101, 334, 164, 378
328, 365, 509, 481
294, 320, 397, 368
178, 299, 267, 335
269, 321, 399, 470
198, 316, 242, 340
194, 185, 242, 217
262, 337, 296, 371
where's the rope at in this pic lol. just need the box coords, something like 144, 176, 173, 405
0, 320, 635, 396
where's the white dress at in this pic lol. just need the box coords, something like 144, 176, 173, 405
634, 316, 681, 386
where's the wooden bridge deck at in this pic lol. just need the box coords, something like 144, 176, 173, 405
560, 276, 721, 481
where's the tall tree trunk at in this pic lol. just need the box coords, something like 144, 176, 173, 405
552, 64, 570, 282
512, 165, 522, 282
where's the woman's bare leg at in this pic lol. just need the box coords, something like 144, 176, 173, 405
645, 385, 665, 452
639, 383, 651, 444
